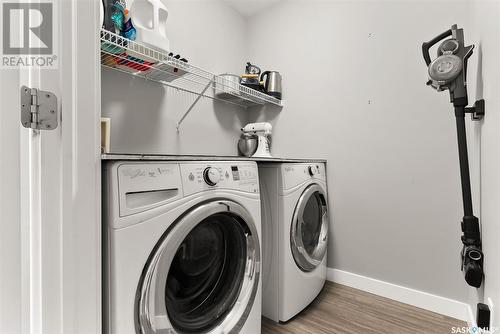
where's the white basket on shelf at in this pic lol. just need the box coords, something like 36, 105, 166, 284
214, 74, 241, 100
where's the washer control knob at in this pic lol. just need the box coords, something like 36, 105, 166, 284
308, 165, 317, 176
203, 167, 221, 186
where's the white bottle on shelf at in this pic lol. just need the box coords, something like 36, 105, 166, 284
129, 0, 170, 53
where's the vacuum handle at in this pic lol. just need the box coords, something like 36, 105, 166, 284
462, 45, 475, 84
422, 29, 452, 66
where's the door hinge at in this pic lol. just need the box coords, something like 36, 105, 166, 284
20, 85, 58, 130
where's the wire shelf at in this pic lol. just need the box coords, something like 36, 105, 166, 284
100, 29, 283, 108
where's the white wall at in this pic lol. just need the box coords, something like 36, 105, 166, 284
466, 0, 500, 327
102, 0, 249, 155
246, 1, 470, 302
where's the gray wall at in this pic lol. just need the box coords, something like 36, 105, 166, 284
245, 1, 469, 302
102, 0, 479, 303
102, 0, 249, 155
466, 0, 500, 326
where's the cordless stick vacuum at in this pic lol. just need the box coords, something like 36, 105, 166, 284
422, 24, 485, 288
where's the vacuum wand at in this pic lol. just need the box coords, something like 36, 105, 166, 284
422, 24, 484, 288
455, 107, 473, 217
454, 106, 483, 288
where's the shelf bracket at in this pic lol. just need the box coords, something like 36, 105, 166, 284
176, 76, 215, 131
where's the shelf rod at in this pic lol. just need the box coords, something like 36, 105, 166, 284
176, 76, 216, 131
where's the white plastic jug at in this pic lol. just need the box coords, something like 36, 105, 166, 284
129, 0, 170, 52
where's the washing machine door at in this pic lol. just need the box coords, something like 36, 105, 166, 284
290, 184, 328, 272
136, 200, 260, 334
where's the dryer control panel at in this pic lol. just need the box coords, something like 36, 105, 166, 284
180, 162, 259, 195
282, 162, 326, 190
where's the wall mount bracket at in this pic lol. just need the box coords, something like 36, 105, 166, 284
465, 99, 485, 121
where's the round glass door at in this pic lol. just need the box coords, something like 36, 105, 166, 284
290, 184, 328, 272
136, 201, 260, 334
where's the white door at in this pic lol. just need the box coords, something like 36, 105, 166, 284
0, 1, 101, 333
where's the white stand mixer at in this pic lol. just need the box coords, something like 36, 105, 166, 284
241, 122, 272, 158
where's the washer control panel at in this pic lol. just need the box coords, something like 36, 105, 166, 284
181, 162, 259, 195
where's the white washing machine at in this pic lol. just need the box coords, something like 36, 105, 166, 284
259, 162, 328, 322
103, 160, 262, 334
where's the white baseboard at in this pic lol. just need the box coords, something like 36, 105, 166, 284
466, 304, 477, 328
327, 268, 469, 321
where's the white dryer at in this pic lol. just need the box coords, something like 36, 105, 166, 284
259, 162, 328, 322
103, 160, 262, 334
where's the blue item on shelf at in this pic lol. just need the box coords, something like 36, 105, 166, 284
111, 1, 126, 32
122, 12, 136, 40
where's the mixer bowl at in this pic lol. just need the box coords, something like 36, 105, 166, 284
238, 135, 258, 157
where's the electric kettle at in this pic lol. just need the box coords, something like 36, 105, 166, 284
260, 71, 282, 99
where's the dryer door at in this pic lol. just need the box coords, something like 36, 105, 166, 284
290, 184, 329, 272
136, 200, 260, 334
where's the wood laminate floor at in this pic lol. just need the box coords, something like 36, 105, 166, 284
262, 282, 466, 334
